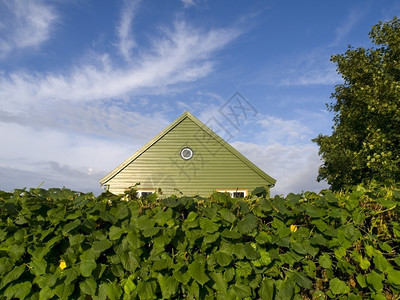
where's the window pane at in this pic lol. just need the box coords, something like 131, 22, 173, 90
232, 192, 245, 198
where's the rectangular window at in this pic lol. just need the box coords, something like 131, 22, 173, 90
216, 189, 248, 198
136, 189, 156, 198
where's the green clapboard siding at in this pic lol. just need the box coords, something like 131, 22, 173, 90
99, 112, 276, 197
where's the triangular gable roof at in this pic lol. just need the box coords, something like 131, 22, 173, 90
100, 111, 276, 186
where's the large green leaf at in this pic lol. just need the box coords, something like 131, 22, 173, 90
319, 253, 332, 269
64, 267, 80, 284
109, 225, 125, 240
311, 219, 328, 232
275, 279, 294, 299
39, 286, 56, 300
30, 258, 47, 276
373, 253, 390, 272
4, 281, 31, 299
80, 277, 97, 296
252, 249, 272, 267
291, 240, 308, 255
123, 278, 137, 294
210, 272, 227, 293
199, 218, 220, 233
259, 198, 273, 212
219, 208, 236, 223
329, 278, 350, 295
186, 280, 199, 299
92, 239, 112, 252
366, 271, 384, 292
387, 269, 400, 287
69, 234, 85, 246
215, 251, 232, 266
80, 259, 97, 277
305, 205, 325, 218
360, 257, 371, 270
293, 271, 312, 289
62, 219, 81, 233
0, 257, 13, 275
109, 202, 129, 220
229, 283, 252, 298
8, 244, 25, 260
220, 229, 241, 239
102, 282, 122, 300
259, 277, 275, 300
0, 265, 25, 289
173, 270, 191, 285
55, 282, 75, 299
185, 211, 198, 222
235, 261, 253, 278
237, 214, 258, 234
162, 197, 183, 208
158, 274, 179, 299
243, 243, 260, 260
155, 208, 173, 225
188, 261, 209, 285
142, 226, 160, 237
137, 281, 157, 300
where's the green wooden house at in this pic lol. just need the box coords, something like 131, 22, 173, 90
99, 112, 276, 197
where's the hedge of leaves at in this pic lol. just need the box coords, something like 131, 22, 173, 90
1, 183, 400, 299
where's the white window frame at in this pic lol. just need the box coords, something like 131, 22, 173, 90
216, 189, 248, 198
136, 189, 156, 198
180, 147, 194, 160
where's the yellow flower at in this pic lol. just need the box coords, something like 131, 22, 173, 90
290, 224, 298, 232
59, 259, 67, 270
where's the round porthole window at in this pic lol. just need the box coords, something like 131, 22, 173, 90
180, 147, 193, 160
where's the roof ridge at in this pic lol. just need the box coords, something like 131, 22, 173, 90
99, 111, 276, 187
99, 112, 189, 184
185, 113, 276, 185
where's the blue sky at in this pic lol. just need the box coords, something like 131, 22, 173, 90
0, 0, 398, 195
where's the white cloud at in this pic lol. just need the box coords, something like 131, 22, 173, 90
0, 20, 240, 112
0, 0, 58, 58
330, 9, 364, 47
0, 123, 141, 193
0, 101, 170, 141
232, 141, 328, 195
277, 51, 342, 86
0, 5, 243, 193
275, 9, 365, 87
181, 0, 196, 8
117, 0, 140, 61
280, 66, 341, 86
256, 115, 312, 145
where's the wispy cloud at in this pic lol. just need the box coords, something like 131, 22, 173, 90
0, 123, 137, 193
0, 20, 240, 112
279, 65, 341, 86
117, 0, 140, 61
181, 0, 196, 9
268, 50, 342, 87
0, 0, 58, 58
0, 7, 242, 193
232, 141, 328, 195
256, 115, 312, 145
330, 9, 364, 47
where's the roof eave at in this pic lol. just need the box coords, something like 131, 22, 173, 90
99, 111, 191, 185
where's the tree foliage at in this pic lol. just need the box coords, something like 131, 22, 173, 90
314, 17, 400, 190
1, 184, 400, 299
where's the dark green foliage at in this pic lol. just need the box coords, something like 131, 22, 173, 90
0, 183, 400, 299
314, 17, 400, 190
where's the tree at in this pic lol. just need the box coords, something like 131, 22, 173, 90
314, 17, 400, 191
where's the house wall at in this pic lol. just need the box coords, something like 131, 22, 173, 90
105, 118, 271, 197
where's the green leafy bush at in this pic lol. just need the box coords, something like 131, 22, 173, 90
0, 183, 400, 299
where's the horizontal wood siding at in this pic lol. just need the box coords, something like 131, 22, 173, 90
107, 118, 271, 196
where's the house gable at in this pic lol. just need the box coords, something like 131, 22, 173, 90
99, 112, 276, 196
